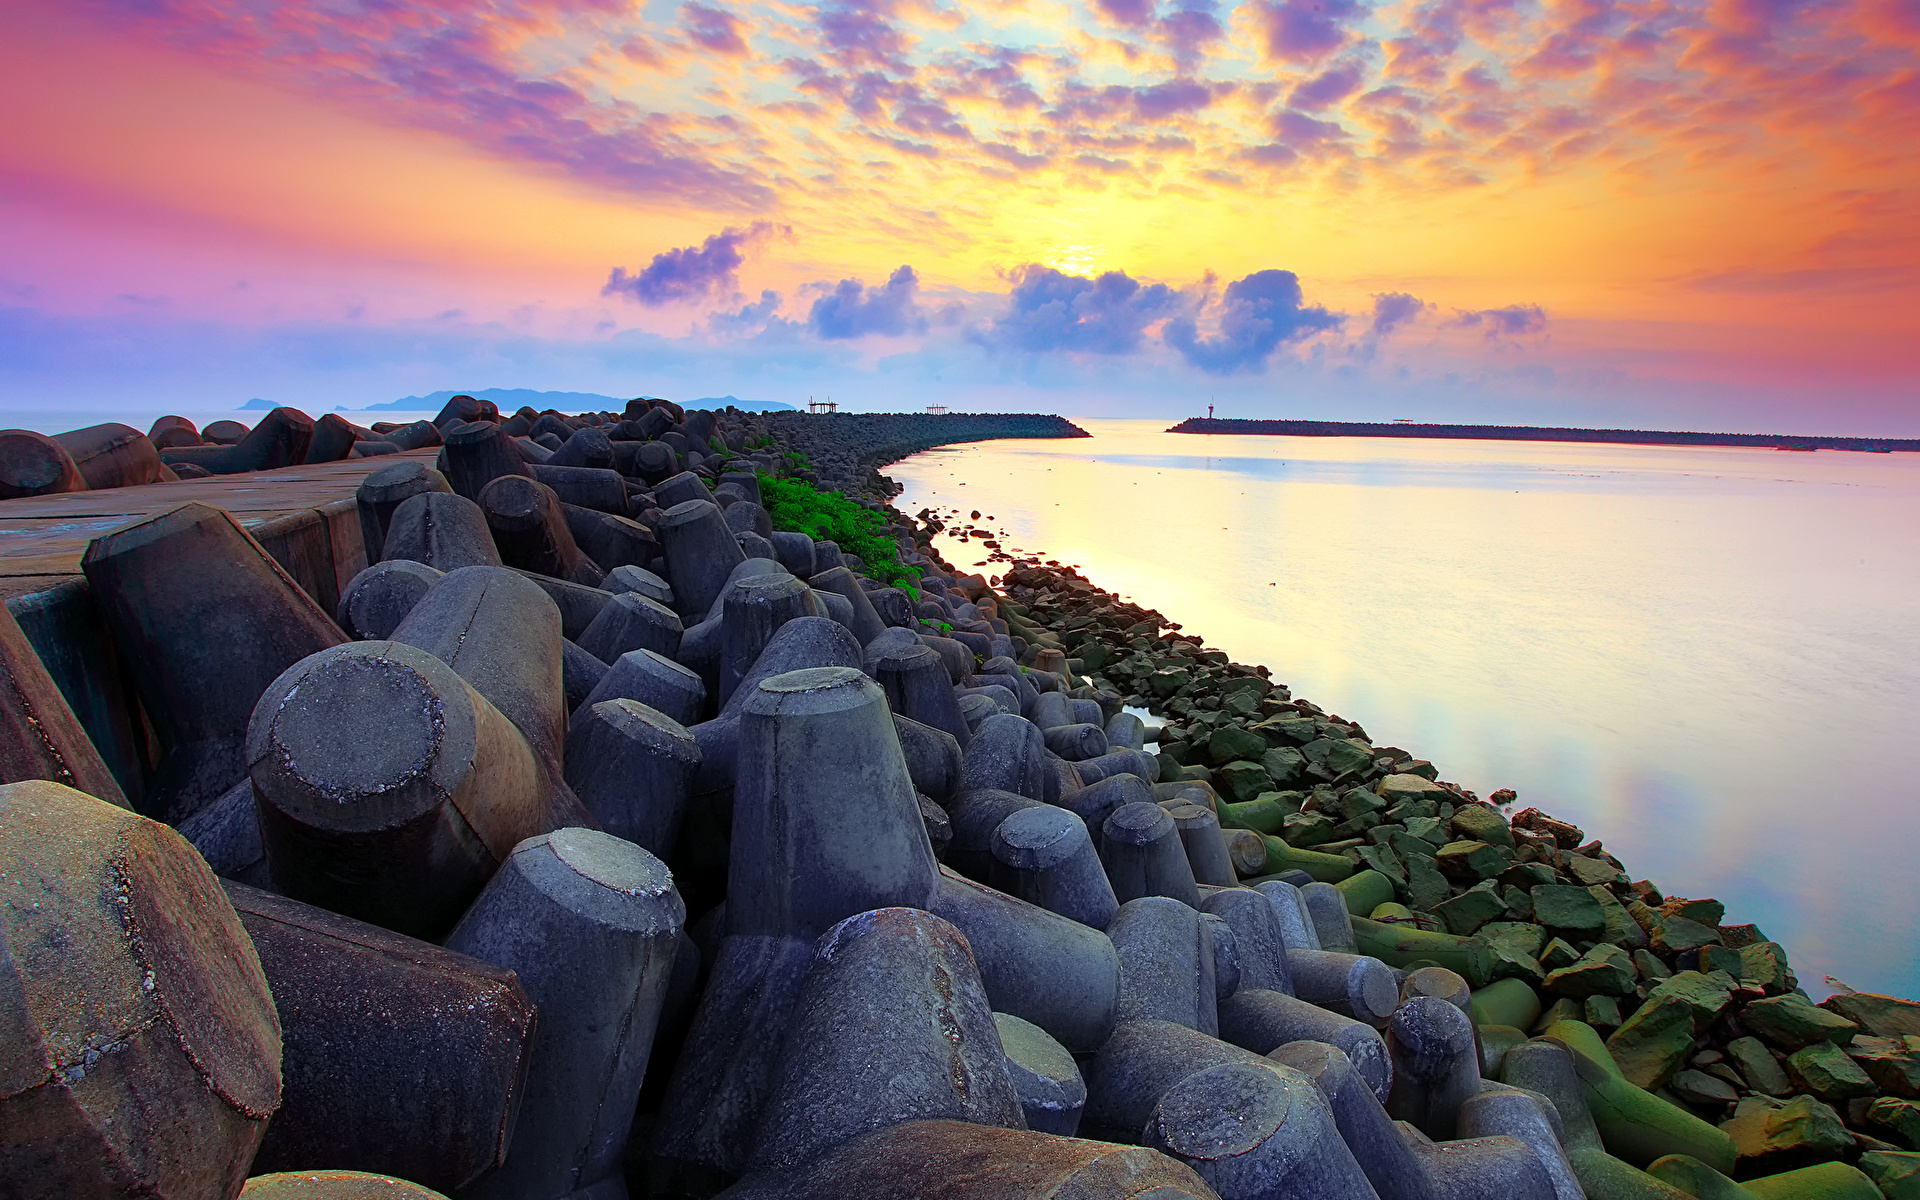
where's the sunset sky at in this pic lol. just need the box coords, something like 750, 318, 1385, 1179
3, 0, 1916, 428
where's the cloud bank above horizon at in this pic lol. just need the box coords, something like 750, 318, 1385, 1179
0, 0, 1914, 429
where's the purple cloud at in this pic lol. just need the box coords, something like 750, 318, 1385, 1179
1165, 269, 1343, 372
1457, 303, 1548, 340
973, 266, 1180, 354
809, 266, 927, 338
1370, 292, 1430, 335
1258, 0, 1367, 62
604, 223, 779, 306
682, 3, 749, 55
1290, 62, 1368, 109
1096, 0, 1157, 28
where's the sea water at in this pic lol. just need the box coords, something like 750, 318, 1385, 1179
890, 418, 1920, 998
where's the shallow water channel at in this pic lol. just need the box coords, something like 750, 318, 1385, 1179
889, 418, 1920, 998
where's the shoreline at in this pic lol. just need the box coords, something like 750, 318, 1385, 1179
1166, 416, 1920, 453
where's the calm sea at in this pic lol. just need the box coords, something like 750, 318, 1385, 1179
889, 418, 1920, 999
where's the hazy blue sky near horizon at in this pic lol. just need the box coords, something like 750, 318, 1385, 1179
3, 0, 1918, 433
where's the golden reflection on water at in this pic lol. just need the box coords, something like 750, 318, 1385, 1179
890, 419, 1920, 997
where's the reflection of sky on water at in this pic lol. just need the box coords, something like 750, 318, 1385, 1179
892, 420, 1920, 999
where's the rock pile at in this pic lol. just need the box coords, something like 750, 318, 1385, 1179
2, 400, 1915, 1200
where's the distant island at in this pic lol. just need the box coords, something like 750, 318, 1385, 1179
1166, 417, 1918, 453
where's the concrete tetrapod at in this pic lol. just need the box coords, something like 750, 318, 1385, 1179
247, 642, 554, 938
1200, 887, 1294, 994
356, 461, 452, 565
683, 617, 863, 793
390, 565, 569, 784
1143, 1061, 1383, 1200
576, 648, 705, 728
1288, 948, 1400, 1027
1063, 773, 1159, 850
1457, 1086, 1585, 1200
560, 640, 606, 712
874, 643, 972, 747
1501, 1037, 1697, 1200
892, 713, 961, 804
563, 698, 701, 858
336, 560, 443, 640
0, 780, 282, 1200
1386, 995, 1483, 1140
505, 572, 613, 642
994, 1012, 1088, 1135
947, 787, 1048, 880
223, 882, 535, 1193
446, 829, 685, 1200
81, 501, 348, 823
1647, 1155, 1881, 1200
1543, 1018, 1738, 1172
577, 591, 684, 665
381, 492, 505, 572
1169, 803, 1238, 887
52, 422, 177, 489
651, 664, 936, 1185
807, 565, 889, 646
303, 413, 360, 464
605, 564, 674, 606
240, 1173, 449, 1199
0, 601, 128, 808
714, 1119, 1219, 1200
659, 499, 746, 620
744, 908, 1026, 1174
161, 407, 314, 474
1081, 1019, 1288, 1143
1302, 881, 1360, 952
1102, 801, 1203, 908
958, 712, 1050, 801
930, 866, 1123, 1053
0, 428, 88, 497
719, 573, 819, 708
726, 665, 938, 938
1272, 1041, 1569, 1200
989, 803, 1120, 930
478, 475, 604, 587
1215, 989, 1393, 1103
440, 420, 532, 500
1109, 895, 1221, 1036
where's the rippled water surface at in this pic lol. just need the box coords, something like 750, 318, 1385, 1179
890, 418, 1920, 998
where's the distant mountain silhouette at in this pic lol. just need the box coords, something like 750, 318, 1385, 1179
363, 388, 797, 413
238, 397, 276, 410
690, 395, 797, 411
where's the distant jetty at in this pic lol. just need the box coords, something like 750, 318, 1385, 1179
1167, 417, 1918, 453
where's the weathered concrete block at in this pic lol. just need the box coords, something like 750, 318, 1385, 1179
225, 882, 534, 1193
447, 829, 684, 1200
745, 908, 1024, 1173
248, 641, 554, 938
0, 780, 282, 1200
81, 502, 348, 823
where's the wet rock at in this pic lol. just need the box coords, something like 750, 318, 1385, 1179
1543, 943, 1637, 997
1742, 994, 1859, 1051
1720, 1095, 1853, 1171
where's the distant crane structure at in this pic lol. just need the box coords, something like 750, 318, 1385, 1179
807, 396, 838, 413
927, 405, 948, 415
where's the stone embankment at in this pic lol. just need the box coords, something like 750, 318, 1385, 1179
1, 400, 1915, 1200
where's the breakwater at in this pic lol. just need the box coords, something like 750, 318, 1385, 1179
2, 399, 1916, 1200
1167, 417, 1920, 453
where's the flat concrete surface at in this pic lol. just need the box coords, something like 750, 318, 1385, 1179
0, 451, 437, 595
